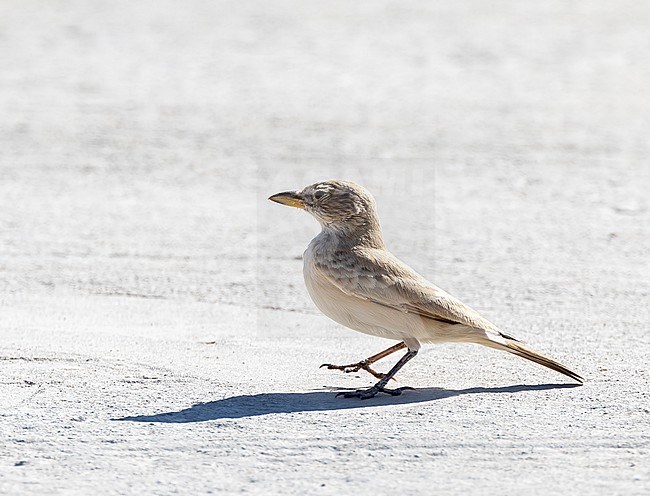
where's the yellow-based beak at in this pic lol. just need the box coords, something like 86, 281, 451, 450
268, 191, 305, 209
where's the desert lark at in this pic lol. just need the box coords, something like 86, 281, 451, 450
269, 180, 583, 399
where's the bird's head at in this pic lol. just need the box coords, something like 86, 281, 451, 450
269, 180, 383, 242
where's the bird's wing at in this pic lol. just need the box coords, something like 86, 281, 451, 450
313, 247, 504, 334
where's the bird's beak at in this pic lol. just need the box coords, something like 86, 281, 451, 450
268, 191, 306, 209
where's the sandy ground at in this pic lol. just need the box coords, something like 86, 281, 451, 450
1, 1, 649, 494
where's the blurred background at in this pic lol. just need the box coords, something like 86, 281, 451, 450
1, 1, 647, 319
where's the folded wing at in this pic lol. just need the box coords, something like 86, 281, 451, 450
313, 246, 506, 337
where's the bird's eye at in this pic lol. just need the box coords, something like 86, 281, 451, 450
314, 190, 326, 200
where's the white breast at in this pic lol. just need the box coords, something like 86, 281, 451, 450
302, 237, 412, 342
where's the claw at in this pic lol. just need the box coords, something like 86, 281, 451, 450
336, 386, 414, 400
320, 363, 360, 373
320, 361, 392, 380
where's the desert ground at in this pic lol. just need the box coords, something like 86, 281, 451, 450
1, 1, 648, 494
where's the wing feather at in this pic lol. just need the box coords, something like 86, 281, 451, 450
313, 247, 503, 334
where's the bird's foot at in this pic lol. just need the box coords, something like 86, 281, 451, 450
320, 360, 386, 380
336, 385, 414, 400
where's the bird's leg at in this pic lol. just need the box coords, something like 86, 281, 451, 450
320, 342, 407, 379
337, 349, 418, 399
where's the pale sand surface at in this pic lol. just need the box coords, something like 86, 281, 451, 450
1, 1, 648, 494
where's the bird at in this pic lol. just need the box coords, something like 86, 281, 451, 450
269, 180, 583, 399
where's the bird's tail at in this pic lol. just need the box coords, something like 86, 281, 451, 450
482, 337, 584, 383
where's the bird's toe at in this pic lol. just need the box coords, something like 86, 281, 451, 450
336, 385, 414, 400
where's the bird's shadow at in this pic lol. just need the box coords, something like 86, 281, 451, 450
115, 383, 580, 423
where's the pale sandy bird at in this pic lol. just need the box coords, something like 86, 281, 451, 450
269, 180, 583, 399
